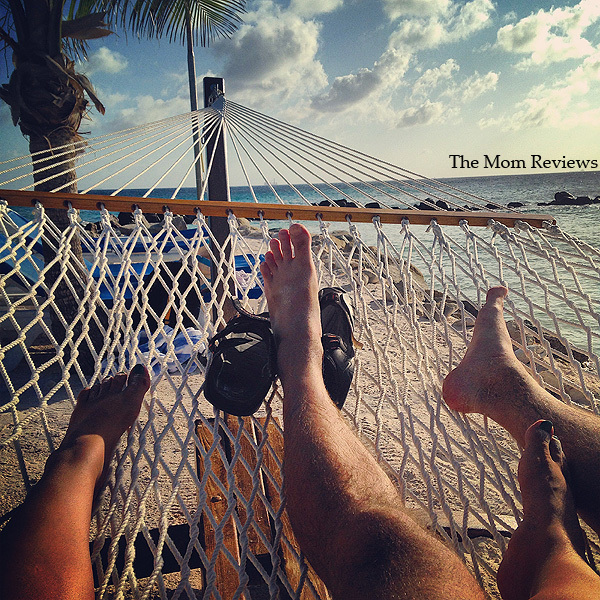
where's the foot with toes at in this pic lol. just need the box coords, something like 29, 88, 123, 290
259, 224, 323, 387
58, 365, 150, 495
497, 420, 598, 600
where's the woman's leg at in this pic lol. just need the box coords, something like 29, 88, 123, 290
497, 420, 600, 600
0, 366, 150, 600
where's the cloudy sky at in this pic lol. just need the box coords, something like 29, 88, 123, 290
1, 0, 600, 182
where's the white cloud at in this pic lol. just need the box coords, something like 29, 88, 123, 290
206, 0, 494, 127
453, 70, 498, 101
451, 0, 494, 39
403, 60, 496, 127
496, 0, 600, 68
311, 49, 410, 112
395, 100, 447, 126
289, 0, 343, 18
389, 18, 445, 50
311, 69, 381, 112
96, 93, 189, 133
81, 47, 128, 75
411, 59, 498, 103
212, 3, 327, 103
481, 50, 600, 130
382, 0, 450, 20
309, 0, 496, 125
411, 58, 459, 99
388, 0, 494, 50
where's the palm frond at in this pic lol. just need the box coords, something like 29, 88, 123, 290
96, 0, 246, 47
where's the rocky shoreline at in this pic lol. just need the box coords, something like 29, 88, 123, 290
538, 191, 600, 206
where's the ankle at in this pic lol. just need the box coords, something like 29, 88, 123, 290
517, 518, 575, 554
48, 435, 105, 481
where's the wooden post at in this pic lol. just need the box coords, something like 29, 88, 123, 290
203, 77, 234, 323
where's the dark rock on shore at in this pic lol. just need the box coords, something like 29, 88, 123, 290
414, 199, 435, 210
523, 319, 590, 364
556, 191, 575, 203
462, 300, 479, 317
538, 191, 600, 206
336, 199, 357, 208
119, 211, 163, 225
365, 201, 381, 209
507, 201, 524, 208
83, 221, 102, 235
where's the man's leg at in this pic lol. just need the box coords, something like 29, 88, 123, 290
260, 224, 485, 600
0, 366, 150, 600
497, 420, 600, 600
443, 287, 600, 533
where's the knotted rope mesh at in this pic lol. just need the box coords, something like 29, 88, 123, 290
0, 98, 599, 599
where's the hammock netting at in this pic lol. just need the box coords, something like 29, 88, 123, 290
0, 94, 599, 599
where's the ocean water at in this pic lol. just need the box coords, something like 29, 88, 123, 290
11, 171, 599, 246
434, 171, 600, 248
76, 170, 599, 248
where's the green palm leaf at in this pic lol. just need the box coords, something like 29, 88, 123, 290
97, 0, 246, 46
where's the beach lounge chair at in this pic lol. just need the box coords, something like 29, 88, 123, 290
0, 209, 263, 368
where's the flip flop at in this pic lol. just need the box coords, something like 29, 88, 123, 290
204, 299, 277, 416
319, 287, 356, 408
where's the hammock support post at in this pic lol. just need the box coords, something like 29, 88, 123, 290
203, 76, 234, 318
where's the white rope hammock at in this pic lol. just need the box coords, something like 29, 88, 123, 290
0, 95, 598, 599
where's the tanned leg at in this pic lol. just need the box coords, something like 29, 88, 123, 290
260, 224, 485, 600
443, 287, 600, 533
497, 420, 600, 600
0, 365, 150, 600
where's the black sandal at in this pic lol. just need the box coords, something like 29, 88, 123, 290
319, 287, 356, 408
204, 299, 277, 416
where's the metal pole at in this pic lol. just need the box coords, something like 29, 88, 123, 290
185, 7, 203, 202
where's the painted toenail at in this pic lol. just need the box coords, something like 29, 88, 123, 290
131, 364, 146, 376
538, 420, 554, 435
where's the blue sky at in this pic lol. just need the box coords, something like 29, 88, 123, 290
1, 0, 600, 182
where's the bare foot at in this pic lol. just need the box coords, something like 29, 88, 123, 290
57, 365, 150, 494
497, 420, 591, 600
442, 287, 532, 421
259, 225, 323, 384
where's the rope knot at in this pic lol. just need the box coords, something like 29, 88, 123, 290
514, 219, 531, 233
426, 218, 438, 234
33, 202, 44, 223
543, 220, 561, 235
67, 204, 79, 224
133, 206, 144, 226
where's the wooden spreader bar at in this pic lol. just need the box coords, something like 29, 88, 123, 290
0, 189, 555, 228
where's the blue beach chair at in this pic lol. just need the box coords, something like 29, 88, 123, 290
0, 209, 263, 310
